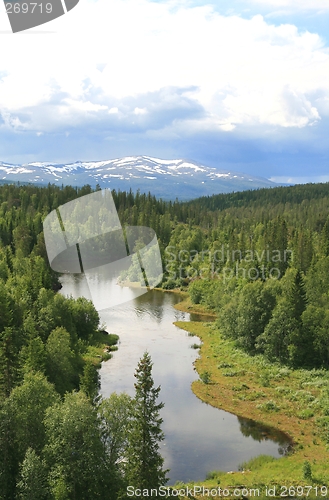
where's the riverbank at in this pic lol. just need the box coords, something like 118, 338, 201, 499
173, 300, 329, 498
83, 330, 119, 367
173, 295, 217, 317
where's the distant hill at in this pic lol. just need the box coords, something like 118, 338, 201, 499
0, 156, 281, 200
186, 181, 329, 211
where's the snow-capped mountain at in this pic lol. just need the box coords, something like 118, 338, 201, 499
0, 156, 278, 200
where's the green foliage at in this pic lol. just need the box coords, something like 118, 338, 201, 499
99, 392, 134, 467
0, 400, 17, 498
256, 400, 280, 412
21, 336, 47, 375
190, 279, 209, 304
233, 280, 277, 354
297, 409, 314, 420
69, 297, 100, 341
44, 391, 111, 500
6, 373, 59, 462
200, 371, 211, 384
238, 454, 277, 472
79, 361, 100, 402
16, 448, 49, 500
1, 177, 329, 496
45, 328, 77, 395
0, 373, 58, 498
125, 351, 169, 491
0, 326, 22, 397
303, 460, 312, 480
205, 470, 220, 481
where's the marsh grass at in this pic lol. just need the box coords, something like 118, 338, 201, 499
238, 454, 277, 472
173, 318, 329, 496
83, 331, 119, 365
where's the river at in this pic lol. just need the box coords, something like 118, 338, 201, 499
60, 273, 290, 484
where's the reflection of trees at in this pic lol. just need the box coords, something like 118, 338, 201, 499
132, 291, 165, 323
237, 416, 292, 454
189, 313, 215, 322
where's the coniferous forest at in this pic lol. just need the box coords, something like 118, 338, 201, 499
0, 180, 329, 498
0, 183, 168, 499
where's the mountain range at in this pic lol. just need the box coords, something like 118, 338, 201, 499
0, 156, 280, 200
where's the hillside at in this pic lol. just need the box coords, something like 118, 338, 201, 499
0, 156, 279, 200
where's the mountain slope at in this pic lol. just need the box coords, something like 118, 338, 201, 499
0, 156, 279, 200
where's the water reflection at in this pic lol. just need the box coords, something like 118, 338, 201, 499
60, 275, 292, 484
238, 417, 292, 454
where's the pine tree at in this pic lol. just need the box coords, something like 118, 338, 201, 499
0, 327, 20, 397
125, 352, 169, 491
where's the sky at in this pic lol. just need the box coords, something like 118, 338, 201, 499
0, 0, 328, 184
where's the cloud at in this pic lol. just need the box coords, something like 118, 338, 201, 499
0, 85, 204, 135
246, 0, 329, 12
0, 0, 328, 164
270, 175, 329, 183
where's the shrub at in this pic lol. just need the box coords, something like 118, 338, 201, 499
257, 400, 280, 412
239, 455, 276, 472
303, 461, 312, 480
275, 386, 291, 395
260, 372, 271, 387
162, 279, 176, 290
276, 367, 291, 378
205, 471, 219, 480
297, 409, 314, 420
200, 371, 211, 384
222, 370, 245, 377
217, 362, 233, 369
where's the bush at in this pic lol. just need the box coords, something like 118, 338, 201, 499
162, 279, 176, 290
239, 455, 276, 472
222, 370, 245, 377
303, 461, 312, 480
217, 362, 233, 369
297, 409, 314, 420
205, 471, 219, 481
200, 371, 211, 384
257, 400, 280, 412
189, 279, 217, 307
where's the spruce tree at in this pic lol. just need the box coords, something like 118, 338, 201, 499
125, 351, 169, 491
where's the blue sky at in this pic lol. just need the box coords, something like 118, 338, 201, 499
0, 0, 328, 183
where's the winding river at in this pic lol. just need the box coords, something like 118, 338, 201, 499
60, 273, 290, 484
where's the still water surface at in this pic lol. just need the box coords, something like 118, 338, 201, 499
60, 273, 290, 484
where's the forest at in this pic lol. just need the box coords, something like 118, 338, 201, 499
0, 180, 329, 498
0, 183, 168, 499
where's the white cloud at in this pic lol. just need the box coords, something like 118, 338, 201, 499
134, 107, 148, 115
247, 0, 329, 12
0, 0, 328, 136
270, 175, 329, 183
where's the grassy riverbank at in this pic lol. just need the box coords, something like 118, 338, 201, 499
173, 300, 329, 499
83, 331, 119, 367
173, 295, 217, 317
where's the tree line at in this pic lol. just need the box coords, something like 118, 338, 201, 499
0, 182, 169, 499
0, 179, 329, 497
0, 352, 167, 499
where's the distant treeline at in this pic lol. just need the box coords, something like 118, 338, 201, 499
1, 180, 329, 368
